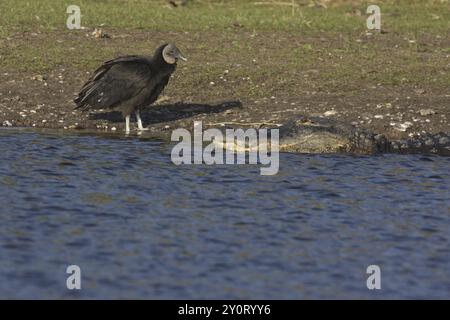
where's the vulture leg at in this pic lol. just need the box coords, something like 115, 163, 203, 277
135, 110, 148, 131
125, 115, 131, 133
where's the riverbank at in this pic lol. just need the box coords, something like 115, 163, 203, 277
1, 1, 449, 151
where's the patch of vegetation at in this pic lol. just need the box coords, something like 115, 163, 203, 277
1, 0, 449, 34
0, 0, 449, 95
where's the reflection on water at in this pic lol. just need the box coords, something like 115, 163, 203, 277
0, 128, 449, 299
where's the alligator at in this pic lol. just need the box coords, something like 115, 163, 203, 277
277, 116, 450, 156
204, 115, 449, 156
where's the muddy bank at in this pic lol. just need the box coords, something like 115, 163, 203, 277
1, 73, 449, 156
1, 68, 449, 142
1, 85, 449, 156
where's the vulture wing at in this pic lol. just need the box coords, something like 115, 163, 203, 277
74, 56, 153, 111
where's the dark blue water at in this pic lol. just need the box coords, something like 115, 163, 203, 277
0, 128, 449, 299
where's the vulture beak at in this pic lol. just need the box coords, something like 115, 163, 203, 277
177, 52, 188, 62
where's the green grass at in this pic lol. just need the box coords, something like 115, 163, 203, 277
1, 0, 449, 35
0, 0, 449, 96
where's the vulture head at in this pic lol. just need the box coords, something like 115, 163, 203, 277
161, 43, 187, 64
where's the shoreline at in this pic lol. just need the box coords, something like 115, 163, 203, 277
1, 27, 449, 155
2, 113, 449, 156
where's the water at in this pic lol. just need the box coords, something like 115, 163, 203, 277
0, 128, 449, 299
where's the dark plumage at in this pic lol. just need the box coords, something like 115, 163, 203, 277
74, 43, 186, 132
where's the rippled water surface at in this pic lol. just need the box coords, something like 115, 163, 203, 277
0, 128, 449, 299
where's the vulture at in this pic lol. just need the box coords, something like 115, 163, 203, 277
74, 43, 187, 132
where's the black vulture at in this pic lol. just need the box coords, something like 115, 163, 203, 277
74, 43, 187, 132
